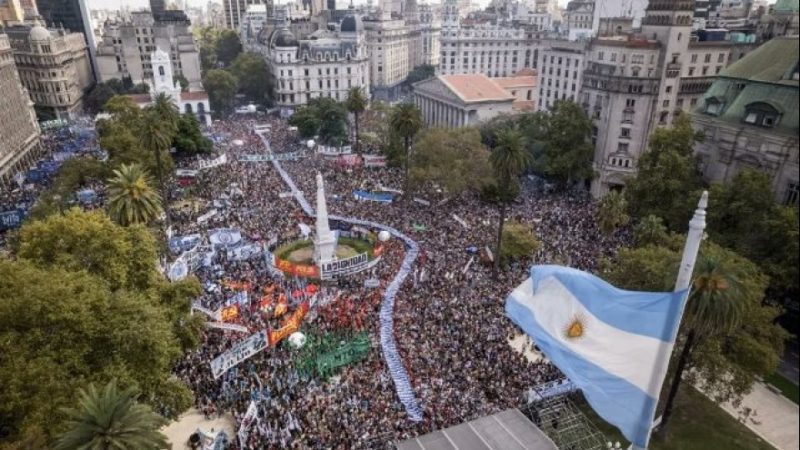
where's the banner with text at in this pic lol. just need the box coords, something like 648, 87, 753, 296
210, 331, 268, 379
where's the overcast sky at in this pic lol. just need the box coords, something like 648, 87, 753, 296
86, 0, 572, 12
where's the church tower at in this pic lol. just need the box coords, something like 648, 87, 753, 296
442, 0, 460, 29
150, 47, 181, 104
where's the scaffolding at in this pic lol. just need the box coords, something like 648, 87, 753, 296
520, 393, 610, 450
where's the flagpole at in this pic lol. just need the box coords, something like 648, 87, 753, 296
633, 191, 708, 450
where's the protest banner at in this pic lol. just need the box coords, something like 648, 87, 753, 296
197, 153, 227, 170
192, 303, 220, 320
452, 214, 469, 229
353, 190, 394, 203
197, 209, 218, 224
237, 401, 258, 448
206, 322, 249, 333
412, 197, 431, 206
0, 210, 25, 231
209, 228, 242, 247
220, 305, 239, 322
209, 331, 268, 379
319, 252, 371, 280
363, 155, 387, 167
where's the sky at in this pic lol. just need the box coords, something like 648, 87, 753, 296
85, 0, 571, 11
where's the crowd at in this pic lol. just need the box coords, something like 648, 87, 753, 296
2, 113, 628, 448
168, 114, 628, 448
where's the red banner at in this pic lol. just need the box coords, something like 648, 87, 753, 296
269, 301, 309, 346
275, 259, 320, 278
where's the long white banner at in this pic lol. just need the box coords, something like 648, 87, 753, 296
206, 322, 249, 333
210, 331, 268, 379
197, 153, 228, 170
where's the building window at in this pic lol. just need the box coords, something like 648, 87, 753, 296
159, 66, 164, 76
617, 142, 629, 153
704, 97, 722, 115
621, 128, 631, 138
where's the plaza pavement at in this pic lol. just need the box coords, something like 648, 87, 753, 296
161, 407, 235, 449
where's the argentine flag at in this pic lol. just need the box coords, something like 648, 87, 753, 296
506, 265, 688, 448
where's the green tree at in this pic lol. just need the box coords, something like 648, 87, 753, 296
230, 52, 273, 105
389, 103, 423, 196
173, 114, 213, 156
17, 209, 159, 291
0, 259, 192, 443
288, 104, 320, 138
173, 73, 189, 91
289, 97, 348, 146
488, 128, 532, 277
215, 29, 242, 67
657, 256, 746, 437
150, 92, 180, 135
345, 87, 367, 155
595, 190, 629, 235
55, 380, 169, 450
500, 221, 540, 265
410, 127, 492, 195
406, 64, 435, 84
85, 82, 117, 115
625, 115, 705, 230
139, 110, 174, 227
203, 69, 238, 118
536, 100, 593, 187
107, 164, 164, 227
708, 169, 799, 295
633, 214, 670, 247
603, 238, 787, 436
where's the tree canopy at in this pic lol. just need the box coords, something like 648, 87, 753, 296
406, 64, 436, 84
203, 69, 238, 118
410, 127, 493, 195
215, 30, 243, 67
602, 236, 788, 405
624, 115, 705, 230
289, 97, 348, 146
500, 221, 540, 266
230, 52, 273, 106
533, 101, 594, 187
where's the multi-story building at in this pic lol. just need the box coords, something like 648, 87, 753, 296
0, 0, 25, 24
585, 0, 759, 196
757, 0, 800, 40
563, 0, 597, 41
438, 22, 532, 77
266, 15, 370, 108
693, 36, 799, 206
0, 32, 40, 185
240, 3, 269, 50
536, 39, 587, 110
34, 0, 97, 75
363, 14, 419, 100
95, 11, 202, 90
418, 2, 441, 68
5, 23, 94, 119
223, 0, 265, 30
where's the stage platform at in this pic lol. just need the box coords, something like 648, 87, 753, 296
395, 408, 558, 450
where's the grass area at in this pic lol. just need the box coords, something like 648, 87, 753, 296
274, 239, 313, 261
337, 236, 375, 257
764, 372, 800, 404
578, 385, 776, 450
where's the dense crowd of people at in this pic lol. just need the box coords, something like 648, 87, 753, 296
2, 113, 629, 449
167, 114, 628, 448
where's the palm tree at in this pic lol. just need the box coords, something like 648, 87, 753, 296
389, 103, 423, 197
656, 256, 744, 437
345, 87, 367, 156
139, 110, 173, 226
107, 164, 163, 226
489, 128, 531, 277
634, 214, 669, 246
55, 380, 169, 450
595, 190, 629, 236
150, 92, 180, 134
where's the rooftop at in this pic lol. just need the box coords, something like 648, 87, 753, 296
720, 36, 799, 85
494, 75, 537, 89
395, 409, 557, 450
439, 74, 515, 103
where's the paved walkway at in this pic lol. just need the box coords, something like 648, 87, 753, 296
705, 381, 799, 450
161, 407, 235, 450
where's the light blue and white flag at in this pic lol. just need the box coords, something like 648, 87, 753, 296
506, 265, 688, 448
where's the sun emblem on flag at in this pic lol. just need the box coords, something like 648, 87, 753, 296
564, 314, 587, 340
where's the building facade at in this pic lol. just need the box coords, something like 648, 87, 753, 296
129, 48, 212, 126
0, 32, 40, 185
692, 36, 799, 205
34, 0, 97, 75
363, 13, 421, 100
95, 11, 202, 90
266, 15, 370, 108
413, 73, 516, 127
224, 0, 265, 30
536, 38, 587, 110
438, 22, 532, 77
5, 23, 94, 120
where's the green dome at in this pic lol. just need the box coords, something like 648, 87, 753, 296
774, 0, 799, 13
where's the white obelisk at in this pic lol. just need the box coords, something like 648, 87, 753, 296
313, 171, 336, 264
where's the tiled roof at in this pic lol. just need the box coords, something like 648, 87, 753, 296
181, 91, 209, 100
439, 74, 515, 103
128, 93, 152, 104
494, 75, 536, 88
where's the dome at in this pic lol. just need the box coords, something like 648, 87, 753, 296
272, 28, 298, 48
340, 15, 363, 33
29, 26, 51, 41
